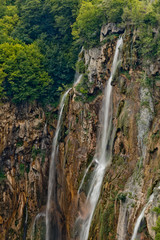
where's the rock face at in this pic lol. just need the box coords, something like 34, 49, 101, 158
0, 102, 53, 239
1, 26, 160, 240
100, 23, 125, 42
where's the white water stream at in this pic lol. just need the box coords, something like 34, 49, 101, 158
46, 74, 82, 240
32, 212, 46, 240
131, 193, 154, 240
77, 37, 123, 240
45, 88, 71, 240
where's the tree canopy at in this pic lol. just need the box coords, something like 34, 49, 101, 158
0, 0, 159, 104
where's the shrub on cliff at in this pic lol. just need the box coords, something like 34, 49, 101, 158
153, 205, 160, 240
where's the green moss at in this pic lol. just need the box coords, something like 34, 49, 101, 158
147, 187, 153, 200
120, 70, 131, 80
117, 101, 130, 137
100, 202, 116, 240
16, 139, 23, 147
153, 205, 160, 240
0, 169, 6, 182
31, 146, 41, 160
75, 73, 102, 103
112, 155, 125, 166
100, 34, 119, 46
117, 192, 127, 202
19, 163, 25, 176
151, 130, 160, 142
116, 100, 124, 118
76, 60, 85, 74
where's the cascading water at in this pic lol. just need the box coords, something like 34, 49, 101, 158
78, 159, 98, 195
31, 212, 46, 240
76, 37, 123, 240
46, 89, 71, 240
46, 74, 83, 240
131, 193, 154, 240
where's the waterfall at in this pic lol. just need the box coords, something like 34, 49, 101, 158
46, 73, 82, 240
78, 159, 98, 195
74, 74, 83, 87
46, 88, 71, 240
76, 37, 123, 240
131, 193, 154, 240
41, 123, 47, 150
31, 212, 46, 240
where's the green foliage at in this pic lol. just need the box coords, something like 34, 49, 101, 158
117, 192, 127, 202
100, 202, 116, 239
0, 169, 6, 181
16, 139, 23, 147
0, 0, 159, 104
153, 205, 160, 240
12, 0, 80, 92
147, 187, 152, 199
72, 0, 104, 47
31, 146, 41, 160
75, 73, 101, 102
76, 60, 85, 74
122, 0, 145, 25
0, 0, 80, 104
103, 0, 126, 23
0, 42, 51, 103
19, 163, 25, 176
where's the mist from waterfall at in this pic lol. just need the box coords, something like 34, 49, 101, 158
75, 37, 123, 240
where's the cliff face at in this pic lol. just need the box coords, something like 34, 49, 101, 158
55, 26, 160, 240
0, 102, 54, 239
0, 25, 160, 240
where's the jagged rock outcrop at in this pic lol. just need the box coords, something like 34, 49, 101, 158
100, 23, 125, 42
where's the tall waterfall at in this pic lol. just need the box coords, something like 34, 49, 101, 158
76, 37, 123, 240
46, 74, 82, 240
46, 89, 71, 240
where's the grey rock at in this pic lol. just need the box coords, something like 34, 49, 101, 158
100, 23, 124, 42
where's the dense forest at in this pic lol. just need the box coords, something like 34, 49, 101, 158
0, 0, 159, 105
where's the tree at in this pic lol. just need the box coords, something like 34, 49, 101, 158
72, 0, 104, 47
0, 42, 52, 103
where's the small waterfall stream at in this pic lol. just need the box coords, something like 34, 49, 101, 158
76, 37, 123, 240
46, 89, 71, 240
46, 74, 82, 240
131, 193, 154, 240
31, 212, 46, 240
